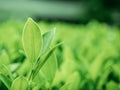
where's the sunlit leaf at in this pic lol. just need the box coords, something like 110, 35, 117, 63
41, 53, 57, 83
106, 80, 120, 90
22, 18, 42, 64
32, 43, 62, 80
41, 29, 56, 55
89, 52, 107, 81
10, 76, 28, 90
33, 71, 46, 89
60, 72, 80, 90
0, 49, 10, 65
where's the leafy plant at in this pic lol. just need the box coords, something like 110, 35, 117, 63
0, 19, 119, 90
0, 18, 60, 90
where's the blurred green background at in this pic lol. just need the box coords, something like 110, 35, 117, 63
0, 0, 120, 90
0, 0, 120, 25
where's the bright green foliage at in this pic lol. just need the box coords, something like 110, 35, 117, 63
0, 18, 59, 90
89, 52, 106, 81
60, 72, 80, 90
22, 18, 42, 64
0, 19, 120, 90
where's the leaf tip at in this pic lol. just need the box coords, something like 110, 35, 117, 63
26, 17, 34, 24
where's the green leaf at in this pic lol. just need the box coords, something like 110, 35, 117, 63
10, 76, 28, 90
33, 72, 46, 89
0, 49, 10, 65
41, 53, 57, 83
89, 52, 106, 81
106, 80, 120, 90
22, 18, 42, 64
32, 43, 62, 80
16, 60, 31, 76
60, 72, 80, 90
41, 28, 56, 55
0, 73, 12, 89
97, 69, 111, 89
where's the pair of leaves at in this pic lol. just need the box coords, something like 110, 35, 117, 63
22, 18, 58, 86
22, 18, 55, 65
32, 43, 61, 83
30, 43, 61, 82
1, 18, 58, 90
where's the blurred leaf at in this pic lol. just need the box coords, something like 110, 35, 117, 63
61, 46, 78, 80
32, 85, 41, 90
0, 50, 10, 65
106, 80, 120, 90
0, 64, 13, 80
16, 60, 31, 76
9, 63, 21, 73
32, 43, 62, 80
60, 83, 69, 90
41, 28, 56, 55
89, 52, 106, 81
97, 68, 111, 89
60, 72, 80, 90
33, 72, 46, 89
22, 18, 42, 64
0, 73, 12, 89
41, 53, 57, 83
112, 64, 120, 78
10, 76, 28, 90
